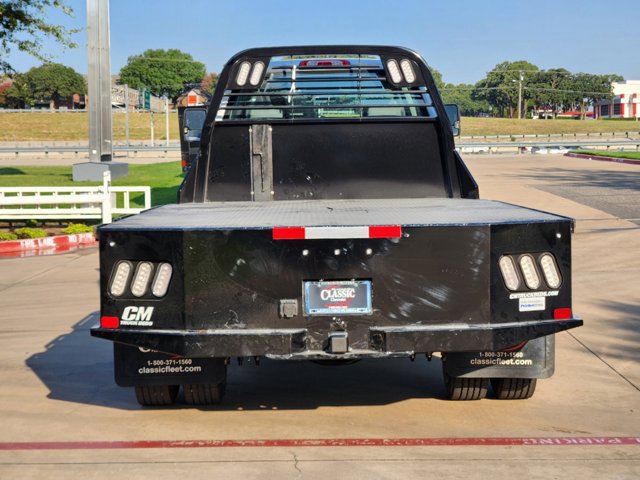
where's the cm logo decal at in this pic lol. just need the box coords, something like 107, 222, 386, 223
121, 306, 154, 325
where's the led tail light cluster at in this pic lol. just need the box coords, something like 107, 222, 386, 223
109, 260, 173, 298
400, 59, 416, 83
235, 61, 266, 87
539, 253, 562, 288
386, 58, 417, 84
498, 253, 562, 291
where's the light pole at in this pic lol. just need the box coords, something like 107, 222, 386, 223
517, 71, 523, 120
165, 96, 170, 147
73, 0, 128, 181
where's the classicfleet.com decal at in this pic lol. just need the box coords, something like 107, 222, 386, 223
138, 358, 202, 375
509, 290, 559, 300
469, 350, 534, 366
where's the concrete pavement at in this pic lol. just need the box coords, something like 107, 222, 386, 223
0, 154, 638, 478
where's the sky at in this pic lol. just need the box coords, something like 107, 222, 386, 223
5, 0, 640, 85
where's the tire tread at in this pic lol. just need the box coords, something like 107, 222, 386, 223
183, 382, 226, 405
134, 385, 179, 406
491, 378, 537, 400
444, 374, 488, 401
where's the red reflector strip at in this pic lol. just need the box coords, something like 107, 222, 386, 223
272, 227, 305, 240
554, 308, 572, 320
272, 226, 402, 240
369, 225, 402, 239
100, 316, 119, 329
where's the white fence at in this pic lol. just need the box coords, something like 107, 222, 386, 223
0, 171, 150, 224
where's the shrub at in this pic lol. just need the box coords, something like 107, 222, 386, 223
62, 223, 94, 235
15, 227, 48, 239
24, 219, 40, 228
0, 232, 18, 241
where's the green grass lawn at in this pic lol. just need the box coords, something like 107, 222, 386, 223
0, 162, 183, 207
1, 111, 639, 140
0, 111, 179, 142
573, 150, 640, 160
460, 117, 640, 136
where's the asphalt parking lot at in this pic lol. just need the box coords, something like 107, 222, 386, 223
0, 154, 638, 479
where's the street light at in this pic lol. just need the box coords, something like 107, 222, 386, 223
72, 0, 128, 181
518, 71, 523, 120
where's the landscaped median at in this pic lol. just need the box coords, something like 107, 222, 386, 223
566, 150, 640, 165
0, 162, 183, 257
0, 231, 97, 257
0, 161, 183, 206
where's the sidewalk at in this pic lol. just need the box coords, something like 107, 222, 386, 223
565, 151, 640, 165
0, 154, 178, 166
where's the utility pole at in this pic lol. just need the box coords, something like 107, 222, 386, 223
73, 0, 128, 181
517, 70, 523, 120
165, 97, 170, 147
124, 84, 130, 146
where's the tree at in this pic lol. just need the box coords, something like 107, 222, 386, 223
526, 68, 572, 116
200, 72, 219, 95
441, 84, 492, 116
5, 62, 85, 108
429, 67, 491, 116
473, 60, 539, 118
119, 49, 206, 101
0, 77, 13, 105
429, 67, 445, 92
567, 73, 623, 118
473, 61, 624, 119
0, 0, 79, 74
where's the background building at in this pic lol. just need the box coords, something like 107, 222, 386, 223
595, 80, 640, 118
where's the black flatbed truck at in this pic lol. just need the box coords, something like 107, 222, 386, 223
91, 46, 582, 406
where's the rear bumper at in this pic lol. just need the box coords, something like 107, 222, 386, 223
91, 318, 582, 359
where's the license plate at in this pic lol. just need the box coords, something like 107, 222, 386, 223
303, 280, 372, 315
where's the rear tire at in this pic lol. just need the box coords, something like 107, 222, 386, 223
491, 378, 537, 400
184, 383, 225, 405
184, 372, 227, 405
443, 372, 488, 400
135, 384, 179, 406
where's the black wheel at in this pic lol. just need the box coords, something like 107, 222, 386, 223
491, 378, 537, 400
135, 384, 179, 406
183, 382, 226, 405
184, 371, 227, 405
443, 372, 488, 400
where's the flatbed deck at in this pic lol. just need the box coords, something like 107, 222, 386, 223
102, 198, 569, 231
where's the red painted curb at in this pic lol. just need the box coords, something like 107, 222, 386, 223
0, 232, 97, 256
565, 152, 640, 165
0, 436, 638, 451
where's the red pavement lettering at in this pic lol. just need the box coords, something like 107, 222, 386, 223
0, 437, 638, 450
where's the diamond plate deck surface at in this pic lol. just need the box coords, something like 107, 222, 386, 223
101, 198, 569, 231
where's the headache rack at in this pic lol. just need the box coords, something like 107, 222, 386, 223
215, 53, 439, 122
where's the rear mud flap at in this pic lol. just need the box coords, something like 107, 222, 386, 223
442, 335, 554, 379
113, 343, 227, 387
